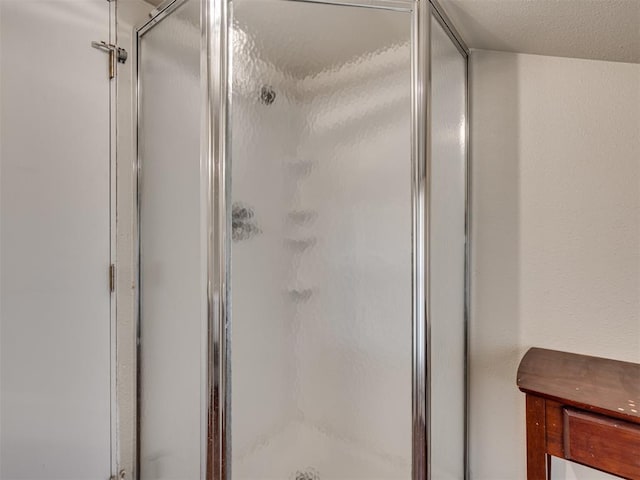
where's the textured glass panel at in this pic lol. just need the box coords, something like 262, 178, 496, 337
230, 1, 413, 478
138, 2, 203, 479
430, 17, 467, 480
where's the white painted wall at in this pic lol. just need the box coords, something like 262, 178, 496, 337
0, 1, 113, 478
1, 1, 153, 477
469, 49, 640, 480
230, 52, 301, 473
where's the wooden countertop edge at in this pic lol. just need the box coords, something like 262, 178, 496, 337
517, 386, 640, 425
517, 347, 640, 424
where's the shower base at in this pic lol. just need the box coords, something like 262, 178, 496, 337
233, 420, 410, 480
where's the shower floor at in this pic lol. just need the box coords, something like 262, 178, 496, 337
233, 420, 410, 480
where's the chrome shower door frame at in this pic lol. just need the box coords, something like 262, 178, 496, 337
135, 2, 212, 479
136, 0, 470, 479
207, 0, 431, 479
428, 6, 472, 480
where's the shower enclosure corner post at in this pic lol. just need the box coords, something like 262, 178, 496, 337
203, 0, 231, 478
413, 1, 431, 479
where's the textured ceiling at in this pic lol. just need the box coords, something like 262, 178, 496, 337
439, 0, 640, 64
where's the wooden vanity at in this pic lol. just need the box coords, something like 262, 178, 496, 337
517, 348, 640, 479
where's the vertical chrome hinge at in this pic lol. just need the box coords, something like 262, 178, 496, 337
91, 41, 128, 79
109, 264, 116, 293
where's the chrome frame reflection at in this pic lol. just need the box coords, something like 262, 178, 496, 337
414, 1, 430, 479
205, 0, 230, 478
134, 0, 471, 478
465, 48, 472, 480
430, 0, 468, 57
137, 0, 189, 36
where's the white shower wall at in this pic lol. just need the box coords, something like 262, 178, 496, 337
1, 2, 113, 478
294, 46, 412, 468
231, 15, 413, 478
230, 58, 302, 463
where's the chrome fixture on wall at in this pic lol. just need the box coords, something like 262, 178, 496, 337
232, 202, 261, 242
260, 85, 276, 105
294, 468, 320, 480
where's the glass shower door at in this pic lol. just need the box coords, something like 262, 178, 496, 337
135, 1, 469, 479
137, 2, 205, 479
229, 1, 414, 478
429, 12, 468, 480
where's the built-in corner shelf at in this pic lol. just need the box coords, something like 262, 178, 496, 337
517, 347, 640, 480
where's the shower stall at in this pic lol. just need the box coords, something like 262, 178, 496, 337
136, 0, 468, 478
